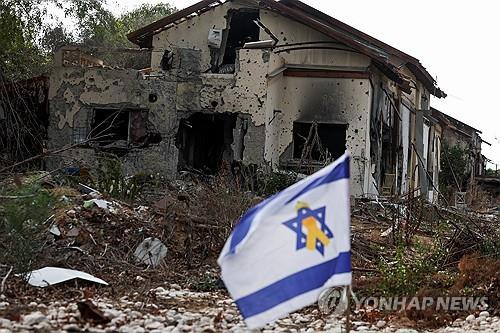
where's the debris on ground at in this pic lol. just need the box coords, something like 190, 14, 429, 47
0, 171, 498, 331
134, 237, 168, 267
23, 267, 108, 288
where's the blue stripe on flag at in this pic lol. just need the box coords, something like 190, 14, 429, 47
235, 251, 351, 318
229, 194, 277, 254
228, 155, 349, 255
284, 156, 349, 205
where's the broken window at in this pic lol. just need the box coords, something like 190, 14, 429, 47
89, 108, 151, 149
176, 113, 236, 174
220, 10, 260, 70
293, 122, 347, 161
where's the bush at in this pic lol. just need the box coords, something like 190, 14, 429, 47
440, 144, 468, 197
378, 242, 440, 295
95, 153, 164, 202
0, 184, 54, 273
240, 165, 298, 197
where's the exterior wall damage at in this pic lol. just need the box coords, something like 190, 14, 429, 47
37, 0, 453, 200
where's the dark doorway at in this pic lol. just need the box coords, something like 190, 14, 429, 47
176, 113, 236, 174
221, 10, 260, 66
293, 122, 347, 160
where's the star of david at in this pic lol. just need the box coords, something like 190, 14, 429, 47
283, 204, 334, 255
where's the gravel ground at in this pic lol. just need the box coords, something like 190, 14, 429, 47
0, 285, 498, 333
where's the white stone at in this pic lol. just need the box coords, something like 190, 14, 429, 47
0, 319, 12, 329
23, 311, 48, 326
376, 320, 386, 328
479, 311, 490, 318
145, 321, 163, 330
104, 309, 121, 319
465, 314, 476, 322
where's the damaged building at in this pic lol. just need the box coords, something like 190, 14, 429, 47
6, 0, 452, 199
431, 108, 490, 187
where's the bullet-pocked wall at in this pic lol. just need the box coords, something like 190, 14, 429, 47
47, 67, 179, 177
149, 1, 376, 196
276, 76, 372, 197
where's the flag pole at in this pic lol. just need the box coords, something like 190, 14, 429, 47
345, 285, 351, 333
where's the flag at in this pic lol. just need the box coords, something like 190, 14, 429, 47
218, 152, 352, 329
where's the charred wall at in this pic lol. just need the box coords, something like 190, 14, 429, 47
46, 47, 267, 177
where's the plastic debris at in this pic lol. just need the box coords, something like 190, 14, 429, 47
83, 199, 111, 210
24, 267, 108, 287
49, 224, 61, 236
134, 237, 168, 267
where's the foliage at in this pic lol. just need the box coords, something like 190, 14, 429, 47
240, 165, 299, 197
484, 168, 498, 176
0, 0, 175, 80
0, 0, 47, 80
440, 143, 468, 197
95, 153, 142, 201
79, 3, 176, 48
378, 242, 441, 295
94, 152, 166, 202
0, 183, 54, 273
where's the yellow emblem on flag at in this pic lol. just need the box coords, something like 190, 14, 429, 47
283, 201, 334, 255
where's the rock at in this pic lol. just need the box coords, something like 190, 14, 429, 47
145, 321, 163, 330
35, 321, 53, 331
466, 314, 476, 322
479, 311, 490, 318
23, 312, 48, 326
0, 319, 12, 329
356, 326, 370, 331
104, 309, 121, 319
171, 283, 181, 290
376, 320, 386, 328
62, 323, 80, 331
134, 237, 168, 267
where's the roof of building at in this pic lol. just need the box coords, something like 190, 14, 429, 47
431, 107, 482, 135
127, 0, 445, 98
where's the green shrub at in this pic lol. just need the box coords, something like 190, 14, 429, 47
378, 243, 438, 295
440, 144, 468, 197
0, 184, 54, 273
240, 165, 298, 197
95, 153, 152, 201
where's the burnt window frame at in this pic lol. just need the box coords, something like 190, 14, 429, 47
87, 108, 149, 147
292, 121, 348, 161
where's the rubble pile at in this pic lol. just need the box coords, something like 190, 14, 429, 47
1, 287, 499, 332
0, 172, 499, 331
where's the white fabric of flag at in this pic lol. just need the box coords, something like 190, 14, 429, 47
218, 152, 352, 329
